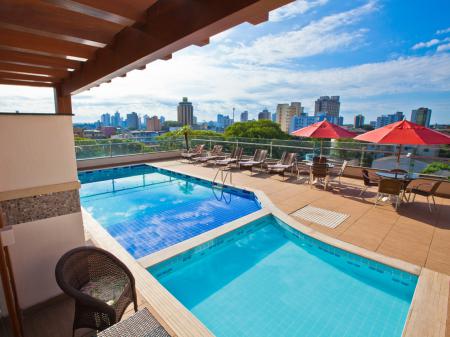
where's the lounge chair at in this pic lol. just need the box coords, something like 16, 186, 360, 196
238, 149, 268, 175
374, 178, 404, 210
193, 145, 223, 165
406, 180, 442, 212
214, 147, 243, 168
267, 152, 297, 180
180, 144, 205, 162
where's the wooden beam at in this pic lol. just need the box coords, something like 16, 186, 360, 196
54, 85, 72, 114
0, 79, 55, 87
0, 62, 69, 78
0, 28, 96, 59
44, 0, 158, 23
0, 1, 125, 46
61, 0, 294, 95
0, 71, 57, 83
0, 49, 81, 70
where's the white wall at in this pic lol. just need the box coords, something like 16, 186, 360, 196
0, 114, 84, 308
0, 115, 77, 192
8, 213, 84, 308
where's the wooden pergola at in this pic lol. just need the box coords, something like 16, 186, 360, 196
0, 0, 293, 114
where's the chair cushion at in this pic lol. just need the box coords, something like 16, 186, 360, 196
80, 276, 127, 306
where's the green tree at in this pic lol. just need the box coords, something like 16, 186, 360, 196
224, 120, 290, 139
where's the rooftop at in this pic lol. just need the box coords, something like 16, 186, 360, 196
7, 157, 449, 337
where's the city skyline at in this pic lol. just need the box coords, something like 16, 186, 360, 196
0, 0, 449, 124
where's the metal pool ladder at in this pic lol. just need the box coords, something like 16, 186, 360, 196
213, 167, 232, 185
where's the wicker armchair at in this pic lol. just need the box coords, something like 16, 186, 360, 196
55, 247, 138, 335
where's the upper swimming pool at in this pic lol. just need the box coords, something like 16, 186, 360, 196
150, 215, 417, 337
79, 165, 261, 259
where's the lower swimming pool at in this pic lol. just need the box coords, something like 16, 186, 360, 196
150, 215, 417, 337
78, 165, 261, 259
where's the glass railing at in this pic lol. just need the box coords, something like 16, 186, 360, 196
74, 136, 449, 179
189, 136, 450, 178
75, 139, 184, 160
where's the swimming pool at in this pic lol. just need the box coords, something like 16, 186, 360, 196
150, 215, 417, 337
79, 165, 261, 259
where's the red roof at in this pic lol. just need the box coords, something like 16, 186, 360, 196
354, 120, 450, 145
291, 120, 357, 139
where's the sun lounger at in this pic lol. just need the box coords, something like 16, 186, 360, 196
238, 149, 268, 174
180, 144, 205, 162
193, 145, 223, 164
267, 152, 297, 180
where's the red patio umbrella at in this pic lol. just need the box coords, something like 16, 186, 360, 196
354, 120, 450, 165
291, 120, 357, 156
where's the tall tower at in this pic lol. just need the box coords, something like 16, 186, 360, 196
177, 97, 194, 126
276, 102, 303, 133
314, 96, 340, 117
411, 108, 431, 127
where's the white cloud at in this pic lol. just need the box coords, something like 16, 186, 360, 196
269, 0, 328, 22
436, 27, 450, 35
224, 1, 376, 65
412, 39, 440, 50
437, 43, 450, 52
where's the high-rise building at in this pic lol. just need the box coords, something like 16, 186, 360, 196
177, 97, 194, 126
240, 111, 248, 122
289, 113, 342, 133
276, 102, 303, 133
271, 113, 277, 122
258, 108, 271, 120
126, 112, 139, 129
159, 116, 165, 125
112, 111, 121, 127
411, 107, 432, 127
375, 111, 404, 128
354, 114, 365, 128
100, 113, 111, 126
146, 116, 161, 131
314, 96, 340, 117
217, 114, 232, 129
193, 116, 197, 125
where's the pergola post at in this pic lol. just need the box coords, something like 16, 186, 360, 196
54, 86, 72, 115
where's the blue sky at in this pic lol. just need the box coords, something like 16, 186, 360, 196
1, 0, 449, 124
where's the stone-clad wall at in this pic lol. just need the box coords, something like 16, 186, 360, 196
0, 190, 81, 226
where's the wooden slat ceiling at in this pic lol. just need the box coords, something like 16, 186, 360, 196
0, 0, 293, 95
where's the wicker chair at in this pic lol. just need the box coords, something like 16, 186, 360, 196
55, 247, 138, 335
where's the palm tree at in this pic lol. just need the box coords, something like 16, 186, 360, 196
176, 125, 192, 151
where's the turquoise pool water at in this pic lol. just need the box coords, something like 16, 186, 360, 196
78, 165, 261, 259
150, 215, 417, 337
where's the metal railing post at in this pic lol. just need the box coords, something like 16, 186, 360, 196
270, 141, 273, 158
109, 143, 112, 157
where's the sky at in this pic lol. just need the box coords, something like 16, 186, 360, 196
1, 0, 450, 124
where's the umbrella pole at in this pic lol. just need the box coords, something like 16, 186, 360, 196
396, 144, 401, 168
320, 139, 323, 158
